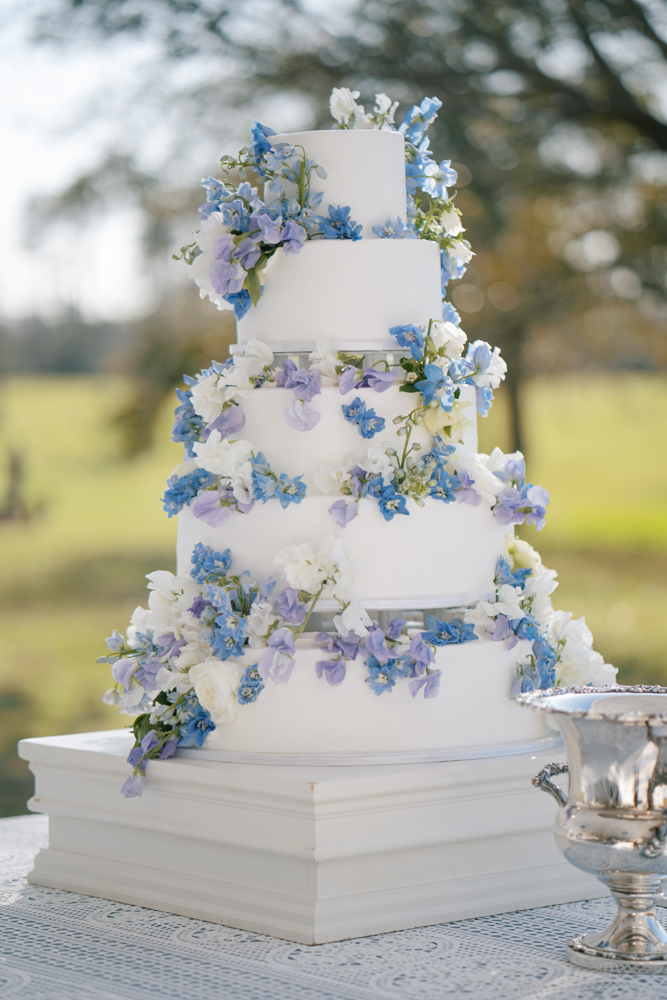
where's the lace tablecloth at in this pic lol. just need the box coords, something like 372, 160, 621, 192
1, 815, 665, 1000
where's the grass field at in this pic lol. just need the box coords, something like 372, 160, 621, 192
0, 372, 665, 815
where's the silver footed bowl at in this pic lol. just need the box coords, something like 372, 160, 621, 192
518, 685, 667, 974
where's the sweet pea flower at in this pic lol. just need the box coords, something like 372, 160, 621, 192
258, 627, 296, 683
284, 398, 321, 431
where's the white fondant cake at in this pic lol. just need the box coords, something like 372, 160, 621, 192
236, 239, 443, 346
104, 91, 615, 795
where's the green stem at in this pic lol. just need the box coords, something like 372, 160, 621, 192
399, 421, 414, 470
294, 581, 326, 638
418, 196, 436, 239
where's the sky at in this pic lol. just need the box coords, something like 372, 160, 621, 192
0, 10, 164, 323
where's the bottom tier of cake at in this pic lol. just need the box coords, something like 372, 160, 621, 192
185, 636, 551, 759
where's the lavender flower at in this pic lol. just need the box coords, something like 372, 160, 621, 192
409, 669, 442, 699
121, 775, 144, 798
355, 368, 399, 393
193, 489, 232, 527
258, 627, 296, 683
275, 588, 307, 625
328, 499, 359, 528
338, 367, 358, 395
284, 399, 321, 431
315, 657, 347, 687
205, 405, 245, 440
281, 219, 308, 254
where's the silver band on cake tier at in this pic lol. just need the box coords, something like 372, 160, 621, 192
177, 735, 563, 766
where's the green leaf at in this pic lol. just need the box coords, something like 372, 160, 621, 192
337, 351, 365, 369
132, 713, 152, 742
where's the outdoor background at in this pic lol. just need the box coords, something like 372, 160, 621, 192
1, 0, 666, 816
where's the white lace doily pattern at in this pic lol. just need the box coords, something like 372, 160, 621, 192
0, 814, 665, 999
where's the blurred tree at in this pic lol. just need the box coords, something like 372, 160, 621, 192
33, 0, 667, 453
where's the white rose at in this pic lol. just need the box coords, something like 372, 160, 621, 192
191, 373, 227, 424
189, 657, 244, 725
192, 432, 254, 476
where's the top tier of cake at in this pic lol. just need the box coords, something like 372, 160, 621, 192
237, 130, 443, 351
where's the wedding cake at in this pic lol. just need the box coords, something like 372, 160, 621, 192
100, 89, 615, 795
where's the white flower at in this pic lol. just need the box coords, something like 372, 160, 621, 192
463, 602, 496, 640
216, 365, 254, 404
479, 584, 526, 621
308, 341, 339, 384
373, 93, 399, 128
524, 566, 558, 628
231, 460, 254, 504
469, 344, 507, 389
190, 373, 226, 423
548, 610, 617, 688
317, 534, 357, 603
187, 211, 233, 311
451, 447, 504, 504
189, 657, 244, 725
169, 457, 197, 480
330, 87, 370, 127
333, 599, 371, 638
192, 432, 254, 476
155, 665, 194, 695
448, 239, 475, 264
146, 572, 201, 617
118, 686, 151, 715
246, 601, 279, 648
274, 542, 326, 594
430, 319, 467, 359
422, 398, 474, 441
314, 464, 352, 495
126, 605, 150, 646
440, 205, 463, 236
508, 537, 542, 573
173, 640, 212, 670
232, 339, 274, 377
274, 534, 358, 601
359, 442, 395, 486
485, 447, 523, 476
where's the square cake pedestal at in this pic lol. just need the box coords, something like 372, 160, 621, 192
18, 729, 603, 945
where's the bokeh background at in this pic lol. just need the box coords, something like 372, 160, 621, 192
1, 0, 666, 815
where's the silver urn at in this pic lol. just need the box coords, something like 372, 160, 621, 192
519, 685, 667, 973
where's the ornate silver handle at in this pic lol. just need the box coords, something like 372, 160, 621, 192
639, 812, 667, 859
532, 761, 569, 807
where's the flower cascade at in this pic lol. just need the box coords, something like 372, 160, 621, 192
329, 88, 472, 321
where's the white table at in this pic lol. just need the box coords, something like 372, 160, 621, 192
1, 814, 664, 999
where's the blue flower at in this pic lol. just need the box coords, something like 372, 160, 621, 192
513, 615, 541, 642
190, 542, 232, 583
316, 204, 362, 240
171, 389, 205, 450
385, 618, 407, 640
178, 705, 216, 748
494, 556, 532, 590
365, 656, 397, 695
237, 665, 265, 705
390, 323, 425, 360
422, 616, 477, 646
372, 217, 414, 239
377, 486, 409, 521
121, 774, 144, 798
399, 96, 442, 144
275, 473, 306, 508
222, 290, 253, 319
341, 397, 385, 439
476, 386, 494, 417
252, 471, 277, 502
415, 364, 454, 406
533, 638, 557, 688
428, 468, 458, 503
250, 121, 277, 172
162, 469, 217, 517
493, 484, 549, 531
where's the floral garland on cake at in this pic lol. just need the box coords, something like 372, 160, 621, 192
175, 88, 470, 322
162, 321, 549, 533
101, 534, 615, 798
